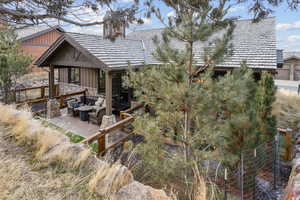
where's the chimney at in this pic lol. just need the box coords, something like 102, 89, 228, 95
0, 15, 8, 29
103, 12, 126, 39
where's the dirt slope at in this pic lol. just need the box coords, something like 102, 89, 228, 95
0, 125, 100, 200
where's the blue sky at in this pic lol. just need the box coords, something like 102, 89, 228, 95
65, 0, 300, 51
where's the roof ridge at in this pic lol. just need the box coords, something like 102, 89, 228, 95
128, 17, 276, 34
65, 31, 102, 37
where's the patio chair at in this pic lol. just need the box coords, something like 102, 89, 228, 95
88, 106, 106, 125
67, 99, 82, 117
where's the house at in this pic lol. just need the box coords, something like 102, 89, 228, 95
35, 17, 279, 122
276, 51, 300, 81
0, 17, 64, 72
15, 25, 64, 72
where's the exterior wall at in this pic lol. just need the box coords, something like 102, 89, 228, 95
57, 67, 125, 97
80, 68, 98, 88
58, 67, 98, 96
276, 59, 300, 81
21, 30, 62, 72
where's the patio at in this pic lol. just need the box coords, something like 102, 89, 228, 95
49, 108, 127, 146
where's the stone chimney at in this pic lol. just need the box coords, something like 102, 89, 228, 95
103, 12, 126, 39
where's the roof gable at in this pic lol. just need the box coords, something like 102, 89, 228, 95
35, 34, 106, 69
15, 25, 64, 41
42, 41, 98, 68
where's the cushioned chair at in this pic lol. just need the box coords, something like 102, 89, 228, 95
88, 106, 106, 125
67, 99, 82, 117
88, 97, 106, 125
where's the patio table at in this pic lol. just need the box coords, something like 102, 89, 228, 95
76, 106, 94, 121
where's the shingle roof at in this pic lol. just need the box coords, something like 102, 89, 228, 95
127, 17, 277, 69
15, 25, 64, 41
283, 51, 300, 60
36, 18, 277, 70
65, 32, 145, 68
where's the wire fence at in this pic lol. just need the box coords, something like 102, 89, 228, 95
216, 136, 292, 200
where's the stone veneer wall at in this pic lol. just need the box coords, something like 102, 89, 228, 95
283, 134, 300, 200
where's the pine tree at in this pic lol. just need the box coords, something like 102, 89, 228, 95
125, 0, 236, 195
0, 29, 31, 103
124, 0, 277, 198
255, 72, 277, 141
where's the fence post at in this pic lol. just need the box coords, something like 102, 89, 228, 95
97, 134, 105, 157
241, 152, 244, 200
41, 87, 45, 99
224, 168, 228, 200
273, 135, 278, 190
253, 148, 256, 200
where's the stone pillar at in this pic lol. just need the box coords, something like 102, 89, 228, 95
47, 65, 61, 119
47, 98, 61, 119
102, 71, 116, 147
100, 115, 116, 129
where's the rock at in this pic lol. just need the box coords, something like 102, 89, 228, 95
91, 163, 134, 196
112, 181, 171, 200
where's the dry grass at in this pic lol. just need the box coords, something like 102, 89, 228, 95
0, 126, 100, 200
0, 103, 138, 199
273, 89, 300, 130
88, 162, 134, 196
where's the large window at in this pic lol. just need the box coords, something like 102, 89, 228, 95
68, 68, 80, 84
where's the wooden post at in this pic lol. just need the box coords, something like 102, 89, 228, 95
41, 86, 45, 98
49, 65, 55, 99
98, 134, 106, 156
105, 71, 113, 115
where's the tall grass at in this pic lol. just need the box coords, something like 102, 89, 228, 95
273, 89, 300, 131
0, 103, 174, 199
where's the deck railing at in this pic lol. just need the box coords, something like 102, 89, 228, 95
10, 84, 59, 103
81, 102, 144, 156
16, 89, 88, 116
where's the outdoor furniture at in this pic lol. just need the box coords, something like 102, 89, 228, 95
76, 105, 94, 121
67, 99, 82, 117
85, 96, 98, 105
88, 106, 106, 125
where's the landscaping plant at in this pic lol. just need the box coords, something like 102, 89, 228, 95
0, 29, 31, 103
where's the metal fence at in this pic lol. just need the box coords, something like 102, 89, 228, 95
217, 136, 291, 200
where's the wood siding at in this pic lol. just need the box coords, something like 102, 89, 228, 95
22, 30, 61, 45
58, 67, 125, 96
46, 42, 97, 68
58, 68, 69, 83
21, 29, 62, 72
80, 68, 98, 88
58, 67, 98, 89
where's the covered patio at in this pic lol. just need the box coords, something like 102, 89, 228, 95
35, 32, 145, 128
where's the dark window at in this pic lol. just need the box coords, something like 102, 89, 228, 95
97, 69, 105, 94
68, 68, 80, 84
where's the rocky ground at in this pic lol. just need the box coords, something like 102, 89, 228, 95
0, 125, 101, 200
